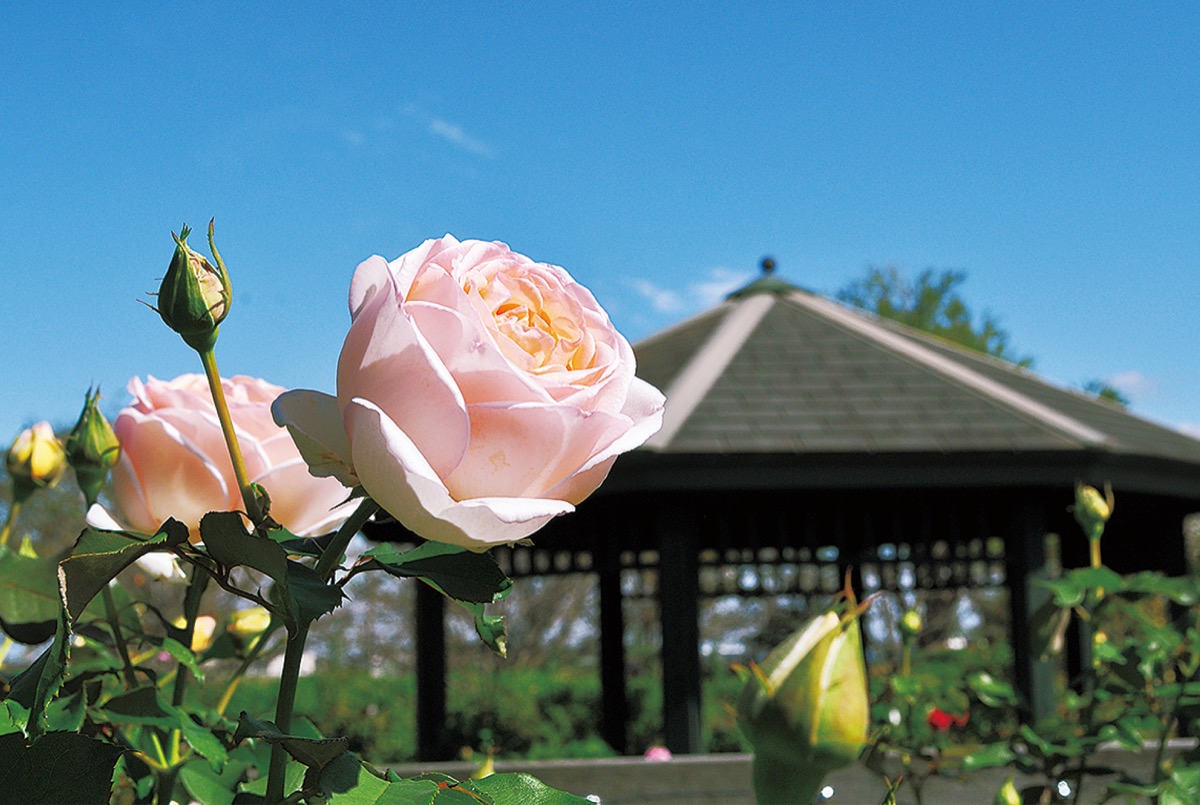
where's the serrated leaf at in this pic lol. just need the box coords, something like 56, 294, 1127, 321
473, 772, 591, 804
285, 561, 345, 625
233, 711, 350, 771
0, 548, 61, 627
201, 512, 289, 580
5, 607, 70, 740
150, 636, 205, 681
180, 713, 230, 771
179, 756, 251, 805
0, 731, 125, 804
363, 543, 511, 604
100, 686, 178, 727
59, 526, 180, 621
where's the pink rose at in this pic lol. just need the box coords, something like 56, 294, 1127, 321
273, 235, 664, 550
87, 374, 355, 539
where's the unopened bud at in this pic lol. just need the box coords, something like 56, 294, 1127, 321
155, 219, 231, 352
899, 608, 922, 638
6, 421, 67, 504
227, 606, 272, 643
736, 591, 869, 804
994, 774, 1021, 805
1074, 482, 1113, 542
65, 387, 121, 507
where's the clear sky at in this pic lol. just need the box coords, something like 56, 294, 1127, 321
2, 3, 1197, 442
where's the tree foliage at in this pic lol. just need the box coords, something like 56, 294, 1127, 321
836, 266, 1033, 367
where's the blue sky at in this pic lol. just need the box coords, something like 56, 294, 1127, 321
2, 3, 1197, 441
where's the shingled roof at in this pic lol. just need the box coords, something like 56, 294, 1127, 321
623, 272, 1200, 499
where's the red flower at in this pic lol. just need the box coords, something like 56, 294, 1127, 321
926, 707, 969, 731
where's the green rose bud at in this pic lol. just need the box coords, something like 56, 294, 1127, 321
735, 587, 870, 804
993, 774, 1021, 805
6, 421, 67, 505
64, 387, 121, 508
155, 219, 231, 352
899, 608, 922, 638
1073, 482, 1113, 541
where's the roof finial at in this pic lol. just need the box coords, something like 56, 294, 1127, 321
761, 256, 776, 276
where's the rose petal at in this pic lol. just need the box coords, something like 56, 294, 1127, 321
271, 390, 359, 488
443, 402, 631, 500
338, 266, 470, 478
406, 301, 551, 405
251, 457, 359, 536
345, 398, 573, 550
111, 409, 235, 536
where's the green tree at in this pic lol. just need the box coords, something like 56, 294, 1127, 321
1081, 379, 1129, 408
836, 266, 1033, 367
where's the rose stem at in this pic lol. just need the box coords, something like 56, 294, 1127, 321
265, 498, 378, 802
0, 500, 20, 549
101, 585, 138, 689
197, 347, 261, 525
314, 498, 379, 580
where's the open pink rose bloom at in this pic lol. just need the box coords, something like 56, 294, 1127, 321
87, 374, 357, 540
273, 235, 665, 550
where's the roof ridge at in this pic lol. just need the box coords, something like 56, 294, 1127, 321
784, 291, 1113, 448
644, 294, 776, 450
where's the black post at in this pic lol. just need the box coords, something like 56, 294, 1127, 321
657, 506, 703, 754
1005, 496, 1058, 722
599, 561, 629, 754
415, 582, 447, 761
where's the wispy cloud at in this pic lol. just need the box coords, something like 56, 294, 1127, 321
691, 267, 755, 308
628, 267, 756, 314
340, 129, 365, 147
428, 117, 495, 157
1105, 370, 1157, 401
628, 279, 683, 313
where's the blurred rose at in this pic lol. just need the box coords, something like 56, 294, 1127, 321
274, 235, 663, 550
87, 374, 354, 539
926, 706, 969, 731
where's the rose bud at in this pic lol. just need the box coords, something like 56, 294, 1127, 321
227, 606, 272, 645
155, 219, 231, 352
6, 421, 67, 505
1073, 481, 1113, 542
735, 589, 870, 804
64, 387, 121, 507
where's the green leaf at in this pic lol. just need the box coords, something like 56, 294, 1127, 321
149, 636, 204, 681
960, 742, 1016, 770
0, 548, 60, 628
179, 713, 230, 771
59, 525, 184, 621
201, 511, 289, 579
179, 756, 251, 805
5, 607, 70, 740
233, 711, 350, 771
474, 772, 592, 804
363, 543, 512, 604
201, 512, 343, 627
0, 731, 125, 804
1028, 598, 1071, 661
968, 671, 1018, 708
285, 560, 346, 625
100, 686, 178, 727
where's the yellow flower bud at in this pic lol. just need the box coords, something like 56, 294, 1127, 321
899, 608, 922, 638
174, 614, 217, 654
736, 592, 870, 804
1074, 481, 1114, 549
994, 774, 1021, 805
227, 606, 272, 642
64, 387, 121, 508
155, 220, 231, 352
6, 421, 67, 504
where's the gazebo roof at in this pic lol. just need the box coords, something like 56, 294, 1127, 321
621, 272, 1200, 499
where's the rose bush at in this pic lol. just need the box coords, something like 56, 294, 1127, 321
87, 374, 355, 539
273, 235, 664, 550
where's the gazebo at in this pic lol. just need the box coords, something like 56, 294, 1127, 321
400, 262, 1200, 759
